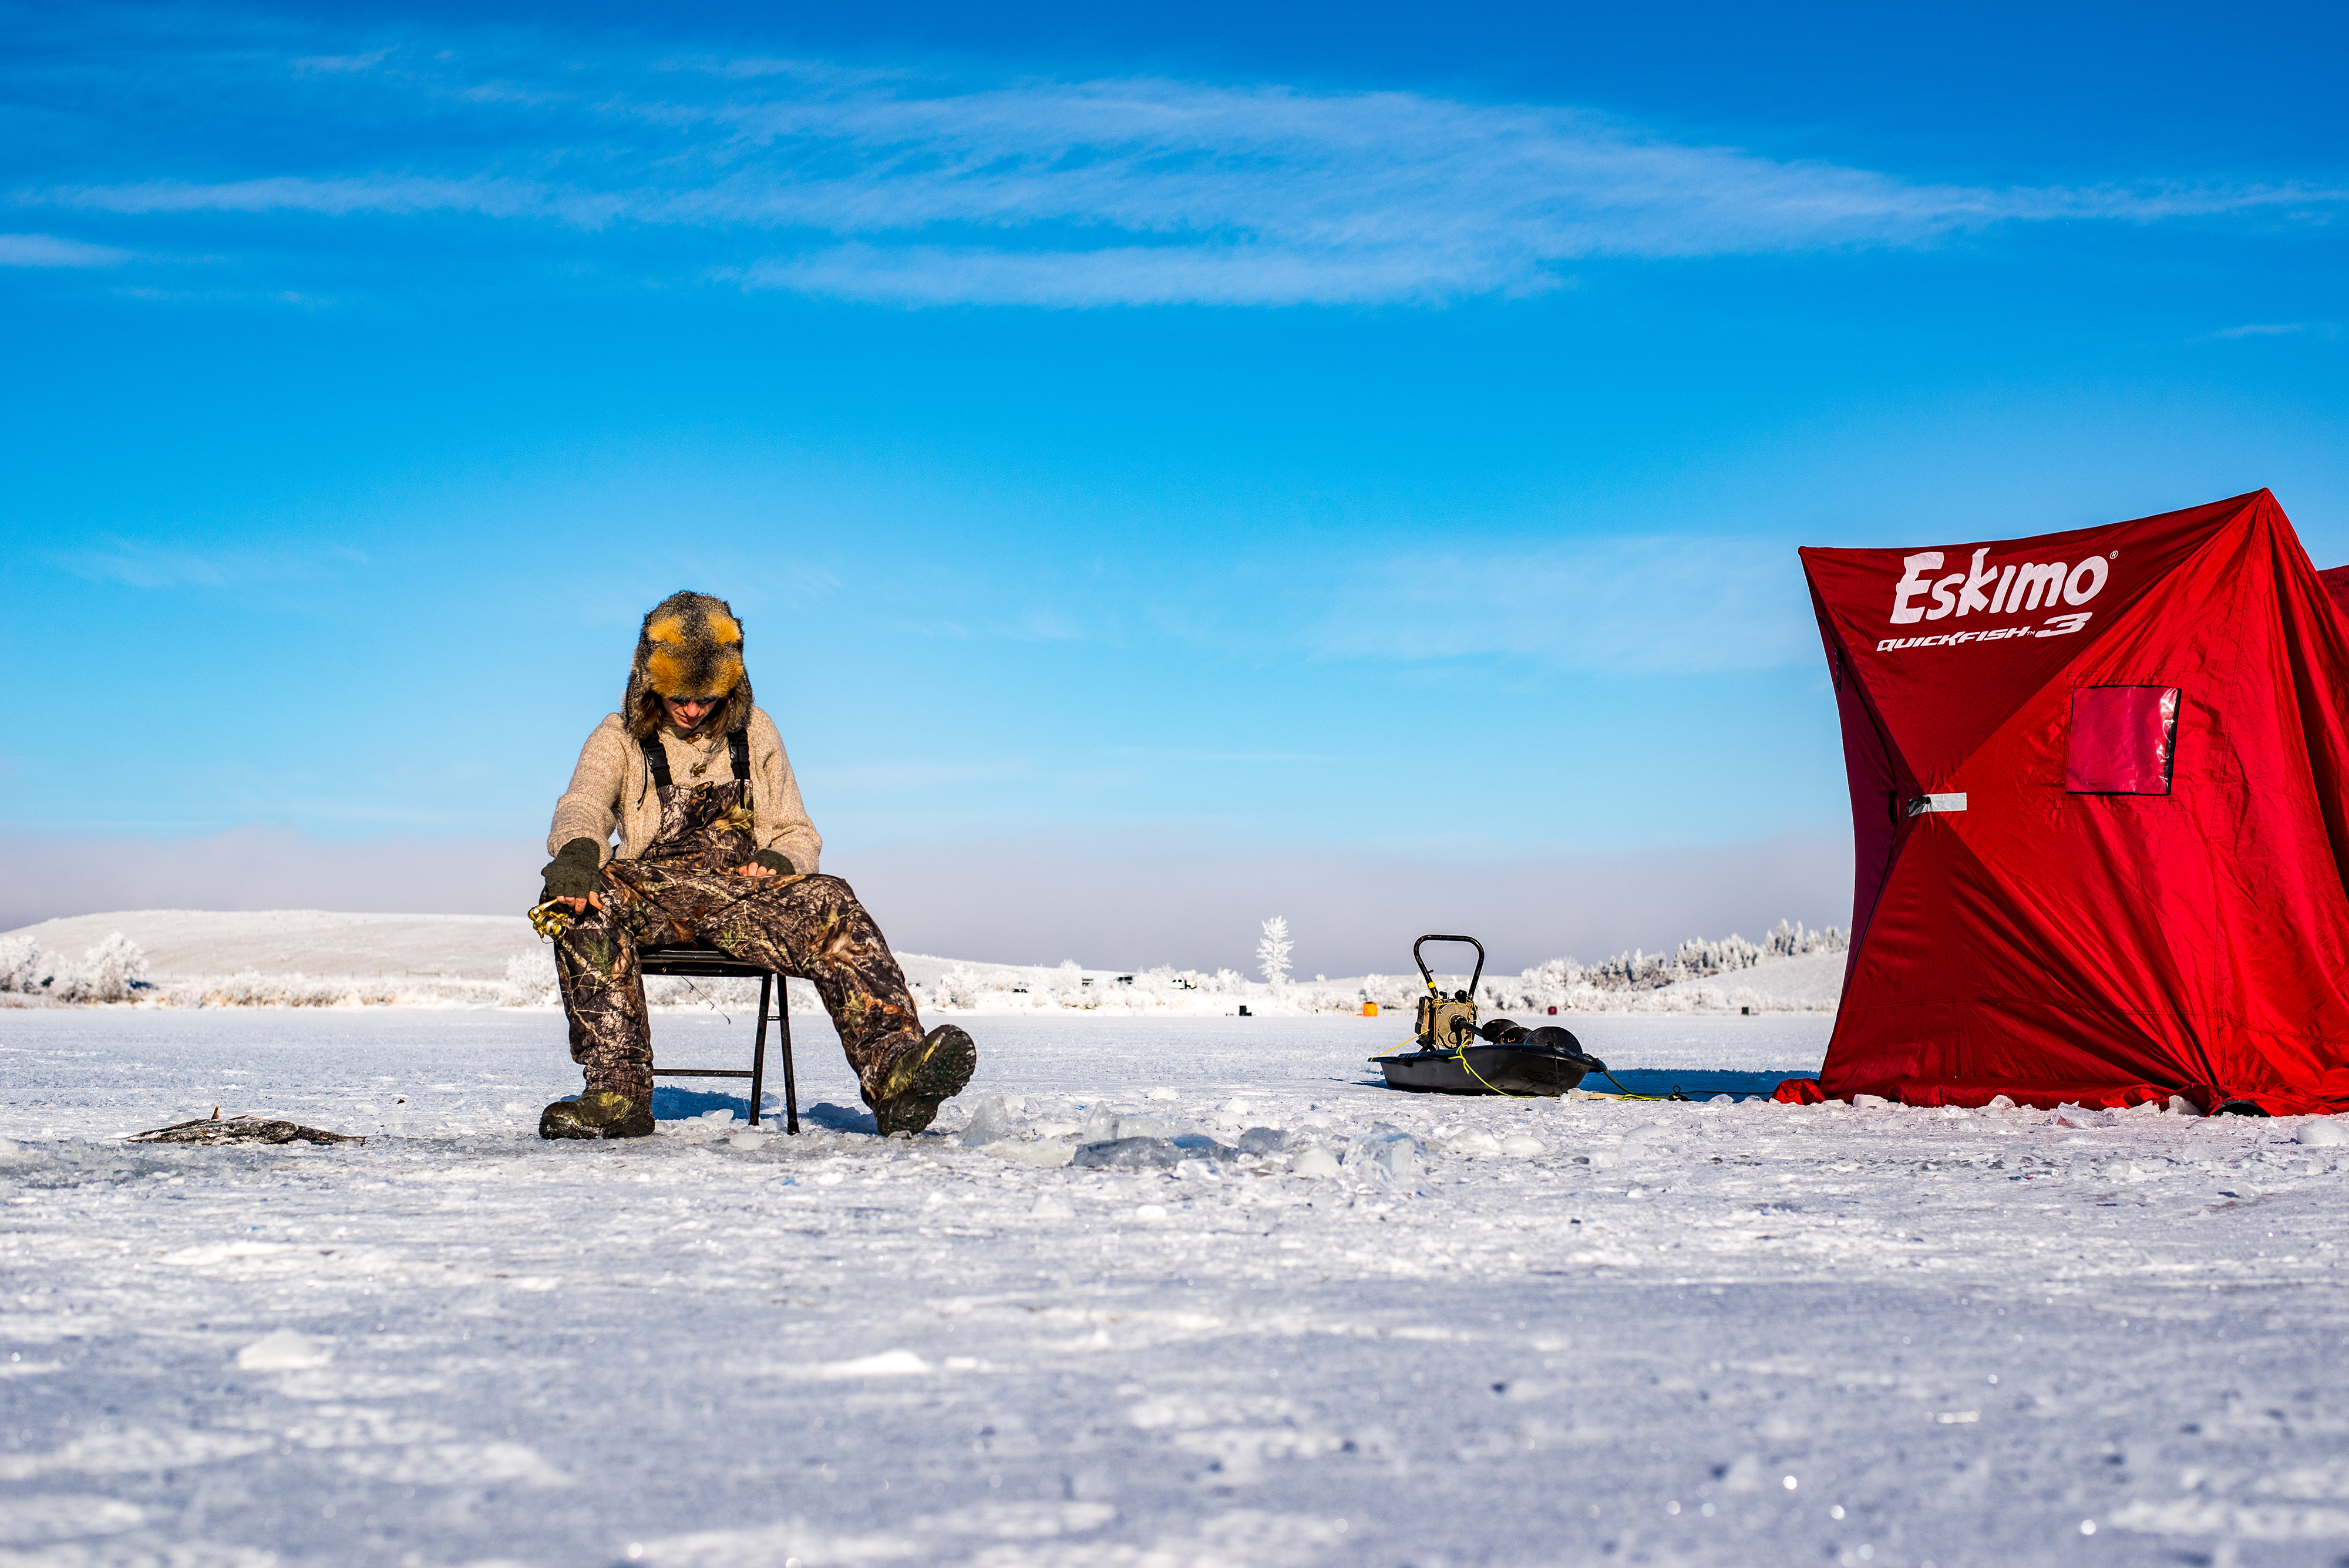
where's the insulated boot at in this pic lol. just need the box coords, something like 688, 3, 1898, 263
871, 1025, 977, 1136
539, 1089, 654, 1140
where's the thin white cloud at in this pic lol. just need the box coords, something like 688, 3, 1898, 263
0, 231, 131, 267
1310, 537, 1813, 672
2212, 321, 2308, 338
11, 36, 2346, 306
735, 242, 1553, 308
291, 49, 390, 75
55, 175, 601, 223
49, 537, 362, 590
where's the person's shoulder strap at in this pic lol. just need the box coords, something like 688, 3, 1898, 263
638, 733, 673, 790
728, 729, 750, 782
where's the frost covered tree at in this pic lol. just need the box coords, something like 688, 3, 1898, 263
0, 936, 45, 994
1256, 916, 1293, 988
47, 933, 147, 1002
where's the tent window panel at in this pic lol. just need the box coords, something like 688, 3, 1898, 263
2066, 685, 2179, 795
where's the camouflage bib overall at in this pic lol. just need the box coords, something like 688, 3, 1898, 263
549, 728, 927, 1103
631, 729, 759, 890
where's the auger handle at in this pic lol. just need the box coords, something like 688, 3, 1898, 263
1412, 934, 1485, 997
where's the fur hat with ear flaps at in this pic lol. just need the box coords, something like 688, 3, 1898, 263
622, 591, 753, 741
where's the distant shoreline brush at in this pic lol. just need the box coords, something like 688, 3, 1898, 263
0, 913, 1842, 1015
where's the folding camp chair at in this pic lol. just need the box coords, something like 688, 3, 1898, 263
638, 943, 800, 1133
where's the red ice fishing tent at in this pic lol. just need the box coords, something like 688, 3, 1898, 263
1794, 489, 2349, 1115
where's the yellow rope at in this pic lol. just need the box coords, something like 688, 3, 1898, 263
1452, 1043, 1523, 1099
1388, 975, 1634, 1102
1372, 1030, 1524, 1098
1596, 1069, 1667, 1101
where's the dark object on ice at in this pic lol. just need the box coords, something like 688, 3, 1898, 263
539, 1090, 654, 1139
1411, 934, 1485, 1051
129, 1112, 364, 1147
1371, 934, 1607, 1096
638, 941, 801, 1135
871, 1024, 978, 1137
2215, 1098, 2272, 1116
1375, 1025, 1605, 1097
1073, 1133, 1239, 1169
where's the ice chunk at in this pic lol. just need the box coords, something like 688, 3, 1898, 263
1121, 1116, 1193, 1140
1852, 1093, 1890, 1108
1073, 1135, 1237, 1170
1622, 1122, 1671, 1145
729, 1132, 770, 1151
1236, 1127, 1294, 1155
1499, 1134, 1545, 1156
1344, 1124, 1425, 1186
991, 1139, 1076, 1168
982, 1140, 1076, 1164
236, 1330, 331, 1371
1078, 1106, 1190, 1143
1146, 1087, 1180, 1101
2169, 1095, 2203, 1116
1076, 1136, 1180, 1169
1987, 1095, 2018, 1110
960, 1095, 1019, 1148
1445, 1131, 1503, 1157
1290, 1147, 1342, 1178
1133, 1204, 1169, 1220
1029, 1195, 1074, 1218
2298, 1119, 2349, 1146
699, 1108, 736, 1124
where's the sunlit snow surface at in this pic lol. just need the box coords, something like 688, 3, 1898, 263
2, 1008, 2341, 1567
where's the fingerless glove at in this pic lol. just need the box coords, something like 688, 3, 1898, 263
751, 850, 796, 876
540, 837, 605, 899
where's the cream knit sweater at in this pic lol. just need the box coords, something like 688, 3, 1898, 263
547, 708, 823, 872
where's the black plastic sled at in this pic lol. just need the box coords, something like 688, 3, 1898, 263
1371, 933, 1607, 1096
1374, 1023, 1603, 1096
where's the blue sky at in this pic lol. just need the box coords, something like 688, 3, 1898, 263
3, 1, 2344, 971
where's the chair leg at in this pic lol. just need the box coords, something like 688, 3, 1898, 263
750, 973, 771, 1130
778, 974, 800, 1135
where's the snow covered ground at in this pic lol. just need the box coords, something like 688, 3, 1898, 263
4, 1005, 2341, 1567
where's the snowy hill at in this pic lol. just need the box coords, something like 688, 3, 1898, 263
1645, 946, 1848, 1011
6, 909, 540, 982
1, 909, 1844, 1015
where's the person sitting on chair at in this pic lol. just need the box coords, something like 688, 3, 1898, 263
534, 590, 975, 1140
